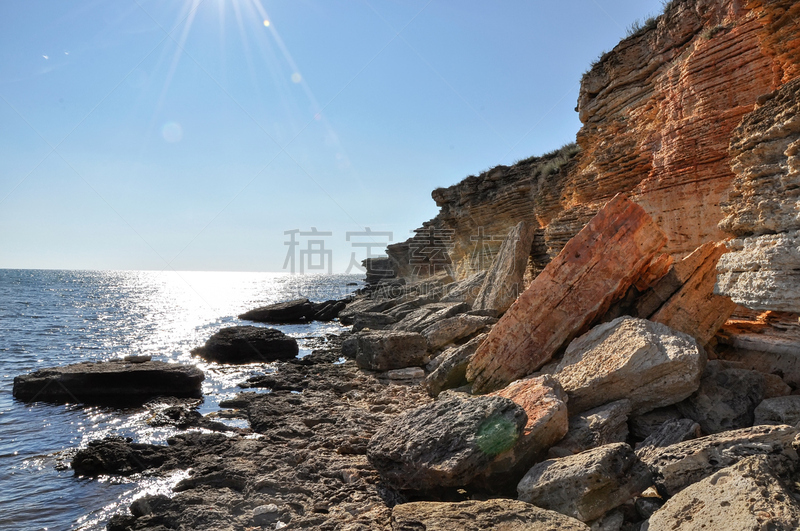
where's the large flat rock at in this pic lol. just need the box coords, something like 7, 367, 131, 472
352, 330, 429, 371
467, 195, 667, 393
13, 358, 204, 405
554, 317, 705, 415
391, 499, 590, 531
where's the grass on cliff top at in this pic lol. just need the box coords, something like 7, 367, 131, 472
432, 142, 581, 197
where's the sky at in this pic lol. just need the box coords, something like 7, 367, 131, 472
0, 0, 666, 273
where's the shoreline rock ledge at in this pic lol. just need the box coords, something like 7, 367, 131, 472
13, 357, 204, 405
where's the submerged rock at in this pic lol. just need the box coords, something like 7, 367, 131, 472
517, 443, 652, 523
391, 499, 590, 530
554, 317, 705, 415
467, 195, 667, 393
13, 358, 204, 405
191, 326, 298, 364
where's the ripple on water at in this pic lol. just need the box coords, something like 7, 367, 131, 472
0, 269, 360, 531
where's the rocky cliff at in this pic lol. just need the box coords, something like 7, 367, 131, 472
387, 0, 800, 281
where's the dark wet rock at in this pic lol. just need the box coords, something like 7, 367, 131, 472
517, 443, 653, 523
238, 298, 346, 323
639, 424, 800, 497
239, 297, 314, 322
676, 361, 766, 434
423, 334, 486, 397
352, 311, 398, 332
367, 395, 527, 491
13, 359, 204, 405
548, 400, 631, 458
634, 419, 701, 463
391, 499, 590, 530
96, 355, 434, 530
353, 330, 429, 371
191, 326, 298, 364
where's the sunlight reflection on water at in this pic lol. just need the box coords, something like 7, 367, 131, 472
0, 269, 360, 531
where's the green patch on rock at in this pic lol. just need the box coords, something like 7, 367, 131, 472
476, 415, 519, 456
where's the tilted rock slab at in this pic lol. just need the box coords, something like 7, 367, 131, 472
517, 442, 652, 523
548, 400, 631, 458
635, 418, 702, 464
440, 270, 487, 305
716, 231, 800, 313
353, 331, 429, 371
648, 241, 737, 345
422, 314, 495, 351
13, 358, 204, 405
423, 334, 487, 398
391, 499, 589, 531
467, 195, 667, 393
367, 395, 527, 491
647, 456, 800, 531
640, 424, 800, 497
553, 317, 705, 415
473, 221, 537, 314
390, 302, 471, 333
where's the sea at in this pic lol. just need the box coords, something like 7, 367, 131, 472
0, 269, 361, 531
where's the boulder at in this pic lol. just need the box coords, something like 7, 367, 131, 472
676, 361, 766, 434
391, 499, 590, 531
351, 312, 397, 332
385, 367, 425, 381
517, 443, 652, 522
647, 242, 737, 345
440, 271, 488, 305
628, 407, 683, 440
553, 317, 705, 415
391, 303, 471, 333
634, 419, 701, 464
639, 424, 800, 497
191, 326, 298, 364
238, 298, 314, 323
716, 231, 800, 313
484, 376, 569, 481
339, 297, 400, 325
647, 456, 800, 531
548, 400, 631, 458
13, 359, 204, 405
423, 334, 487, 397
473, 221, 537, 314
422, 314, 495, 351
353, 331, 429, 371
367, 395, 527, 491
467, 195, 667, 393
754, 396, 800, 426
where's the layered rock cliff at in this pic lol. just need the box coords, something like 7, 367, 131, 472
387, 0, 800, 281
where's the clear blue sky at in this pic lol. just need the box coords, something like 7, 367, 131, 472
0, 0, 665, 273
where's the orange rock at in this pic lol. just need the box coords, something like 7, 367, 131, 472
466, 195, 667, 394
481, 375, 568, 482
650, 241, 737, 345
